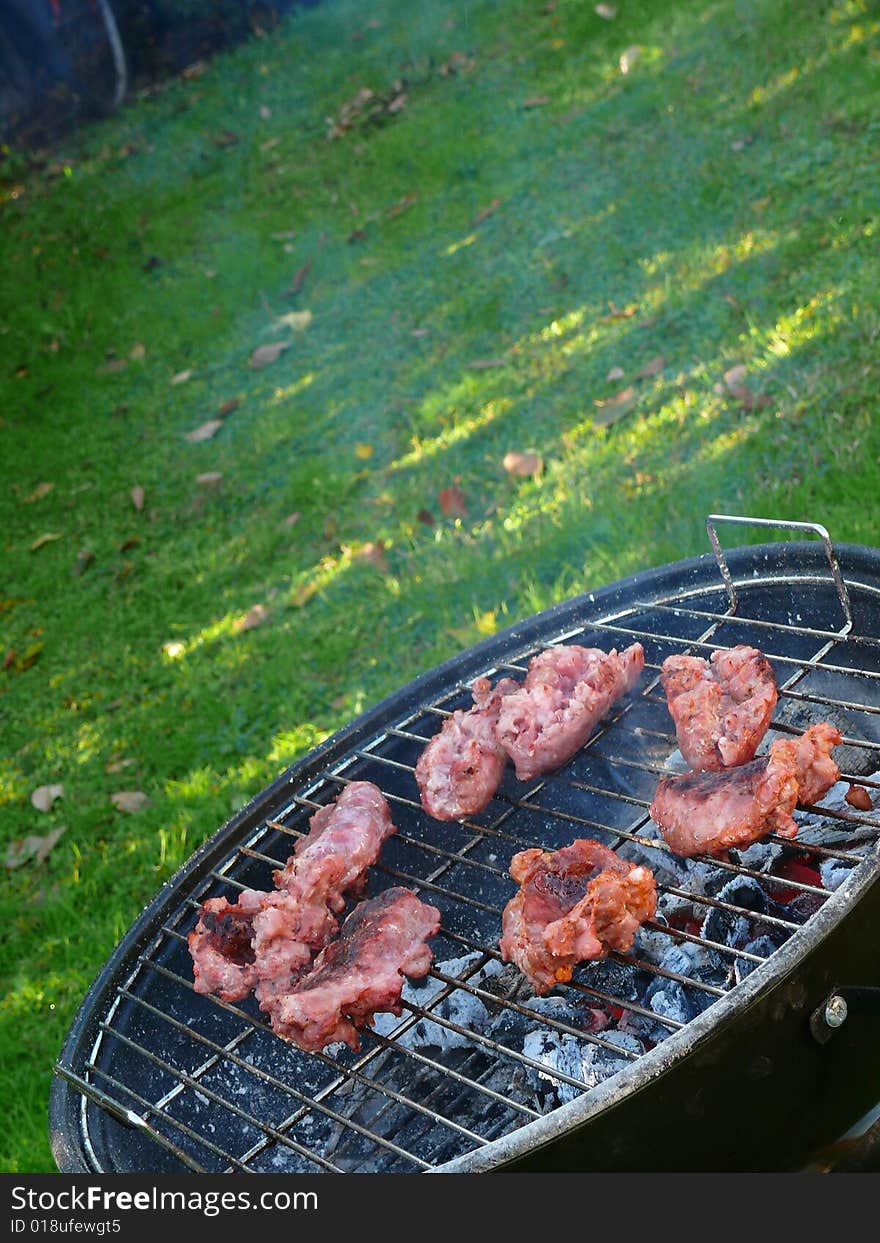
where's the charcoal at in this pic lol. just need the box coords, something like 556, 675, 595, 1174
715, 874, 770, 915
730, 839, 784, 873
734, 934, 778, 984
701, 905, 751, 949
786, 890, 827, 923
632, 913, 671, 963
795, 777, 880, 847
819, 856, 858, 892
522, 1028, 644, 1106
578, 957, 639, 1001
646, 977, 693, 1025
658, 940, 725, 985
618, 834, 691, 887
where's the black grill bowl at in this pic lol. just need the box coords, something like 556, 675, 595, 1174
50, 534, 880, 1173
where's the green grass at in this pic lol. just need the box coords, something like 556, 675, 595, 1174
1, 0, 878, 1172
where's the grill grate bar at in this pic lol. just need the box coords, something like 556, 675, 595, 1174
53, 1064, 209, 1174
117, 982, 478, 1163
159, 929, 539, 1124
84, 1061, 253, 1171
631, 597, 880, 649
95, 1020, 350, 1173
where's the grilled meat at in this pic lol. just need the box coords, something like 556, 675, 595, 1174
266, 887, 441, 1051
189, 782, 398, 1005
415, 676, 519, 820
499, 839, 657, 994
650, 723, 842, 857
661, 645, 778, 771
496, 644, 644, 782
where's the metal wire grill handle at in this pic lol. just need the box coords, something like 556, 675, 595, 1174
706, 514, 853, 634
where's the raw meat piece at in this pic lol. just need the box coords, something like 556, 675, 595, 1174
661, 645, 778, 771
415, 677, 519, 821
496, 644, 644, 782
267, 888, 440, 1051
499, 839, 657, 994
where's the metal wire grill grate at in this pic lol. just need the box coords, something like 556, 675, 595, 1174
55, 519, 880, 1172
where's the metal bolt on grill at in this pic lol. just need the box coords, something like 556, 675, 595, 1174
50, 517, 880, 1173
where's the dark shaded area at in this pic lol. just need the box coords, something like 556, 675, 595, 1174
0, 0, 315, 145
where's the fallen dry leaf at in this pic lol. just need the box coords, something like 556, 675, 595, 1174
196, 472, 223, 487
23, 481, 54, 504
288, 259, 311, 295
185, 419, 223, 443
170, 369, 193, 386
594, 385, 637, 425
73, 548, 95, 577
606, 366, 625, 382
357, 540, 389, 573
249, 341, 292, 368
523, 95, 550, 109
111, 790, 151, 814
217, 397, 240, 418
387, 191, 418, 219
118, 536, 141, 553
416, 508, 435, 526
105, 757, 136, 773
595, 3, 617, 17
723, 364, 748, 390
620, 46, 642, 75
235, 604, 270, 633
212, 129, 239, 148
281, 511, 301, 528
275, 310, 312, 332
600, 301, 637, 321
30, 532, 62, 552
439, 485, 467, 518
130, 342, 146, 361
130, 485, 145, 511
5, 826, 66, 869
503, 450, 543, 477
635, 355, 665, 380
473, 199, 501, 226
31, 783, 64, 812
467, 358, 506, 370
3, 649, 15, 670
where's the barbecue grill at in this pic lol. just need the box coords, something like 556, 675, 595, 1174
50, 516, 880, 1173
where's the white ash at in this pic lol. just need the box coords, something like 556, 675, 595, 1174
522, 1028, 644, 1106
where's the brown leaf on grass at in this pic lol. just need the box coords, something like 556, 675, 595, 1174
439, 485, 467, 518
723, 364, 748, 390
635, 355, 665, 380
170, 369, 193, 385
105, 757, 136, 774
30, 532, 62, 552
467, 358, 507, 370
118, 536, 141, 553
288, 259, 311, 295
503, 450, 543, 477
249, 341, 292, 368
416, 508, 435, 526
73, 548, 95, 577
600, 301, 637, 321
606, 366, 625, 382
595, 3, 617, 17
129, 342, 146, 361
196, 472, 223, 487
31, 783, 64, 812
523, 95, 550, 109
5, 826, 66, 869
619, 46, 642, 75
387, 191, 419, 219
473, 199, 501, 226
281, 511, 301, 528
212, 129, 240, 148
235, 604, 270, 633
2, 649, 15, 670
23, 481, 54, 504
437, 51, 476, 77
130, 485, 145, 511
357, 540, 389, 574
594, 385, 636, 425
111, 790, 151, 813
217, 397, 240, 419
292, 580, 318, 608
182, 60, 207, 80
185, 419, 223, 443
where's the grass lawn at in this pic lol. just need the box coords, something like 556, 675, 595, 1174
1, 0, 878, 1172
